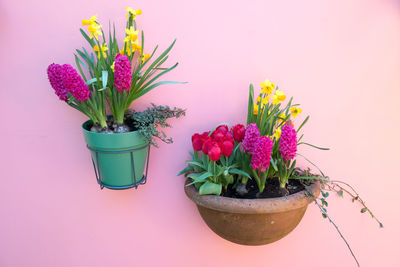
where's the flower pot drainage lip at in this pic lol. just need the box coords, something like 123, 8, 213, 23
184, 179, 320, 214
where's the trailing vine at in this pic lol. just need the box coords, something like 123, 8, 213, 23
292, 168, 383, 267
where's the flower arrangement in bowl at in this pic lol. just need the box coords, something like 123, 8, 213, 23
179, 80, 382, 265
47, 7, 185, 190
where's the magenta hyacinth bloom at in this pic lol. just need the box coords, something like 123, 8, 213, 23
250, 136, 273, 171
62, 64, 91, 101
47, 63, 68, 101
241, 123, 260, 153
114, 54, 132, 92
279, 124, 297, 161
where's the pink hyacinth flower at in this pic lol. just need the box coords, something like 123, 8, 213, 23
114, 54, 132, 92
61, 64, 91, 102
279, 124, 297, 161
250, 136, 273, 171
47, 63, 69, 101
241, 123, 260, 154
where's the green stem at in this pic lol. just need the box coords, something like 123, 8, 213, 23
251, 169, 263, 192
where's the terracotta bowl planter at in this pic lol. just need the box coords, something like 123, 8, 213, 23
184, 179, 320, 246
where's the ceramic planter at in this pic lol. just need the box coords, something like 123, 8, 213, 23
184, 178, 320, 245
82, 120, 150, 190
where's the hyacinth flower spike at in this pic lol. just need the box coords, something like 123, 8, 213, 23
47, 63, 108, 128
277, 123, 298, 189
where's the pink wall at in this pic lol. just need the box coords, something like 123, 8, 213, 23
1, 0, 399, 266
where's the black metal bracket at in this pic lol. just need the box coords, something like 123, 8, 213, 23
87, 143, 150, 190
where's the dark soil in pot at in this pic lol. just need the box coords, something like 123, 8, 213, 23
222, 178, 305, 199
87, 115, 140, 134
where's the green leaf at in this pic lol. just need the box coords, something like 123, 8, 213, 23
270, 158, 278, 171
361, 208, 367, 213
128, 81, 185, 107
177, 165, 193, 176
247, 84, 254, 124
187, 172, 203, 179
79, 28, 95, 47
185, 161, 204, 169
322, 213, 327, 219
199, 181, 222, 195
322, 191, 329, 198
220, 155, 226, 166
86, 78, 98, 86
223, 174, 234, 186
297, 115, 310, 133
74, 55, 87, 82
229, 168, 251, 179
338, 190, 344, 197
298, 142, 330, 150
101, 70, 108, 89
187, 172, 214, 185
228, 144, 241, 165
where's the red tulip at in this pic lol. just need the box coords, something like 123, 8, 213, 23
201, 131, 210, 138
232, 124, 246, 143
208, 141, 222, 161
211, 129, 225, 142
191, 133, 203, 151
225, 131, 233, 140
202, 136, 212, 155
220, 138, 234, 157
216, 125, 229, 134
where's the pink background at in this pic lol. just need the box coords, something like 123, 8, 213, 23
1, 0, 399, 266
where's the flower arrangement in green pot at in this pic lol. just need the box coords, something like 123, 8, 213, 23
47, 7, 185, 189
180, 79, 382, 265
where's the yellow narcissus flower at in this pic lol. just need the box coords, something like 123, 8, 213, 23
256, 96, 261, 102
272, 90, 286, 104
87, 23, 102, 40
82, 15, 97, 26
141, 53, 151, 63
253, 105, 259, 115
260, 79, 275, 95
122, 40, 141, 56
273, 128, 282, 139
126, 7, 142, 19
111, 61, 115, 72
124, 26, 139, 43
94, 43, 108, 59
261, 97, 270, 106
277, 113, 289, 124
289, 106, 302, 118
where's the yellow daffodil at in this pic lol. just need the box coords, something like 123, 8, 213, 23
82, 15, 97, 26
126, 7, 142, 19
273, 128, 282, 139
261, 96, 270, 106
111, 61, 115, 72
93, 43, 108, 59
256, 96, 261, 102
141, 53, 151, 63
272, 90, 286, 104
260, 79, 275, 95
253, 105, 259, 115
277, 113, 290, 124
121, 40, 141, 56
87, 23, 102, 40
124, 26, 139, 44
289, 106, 302, 118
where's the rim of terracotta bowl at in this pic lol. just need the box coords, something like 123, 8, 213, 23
184, 178, 320, 214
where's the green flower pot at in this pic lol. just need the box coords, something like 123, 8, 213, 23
82, 120, 150, 190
